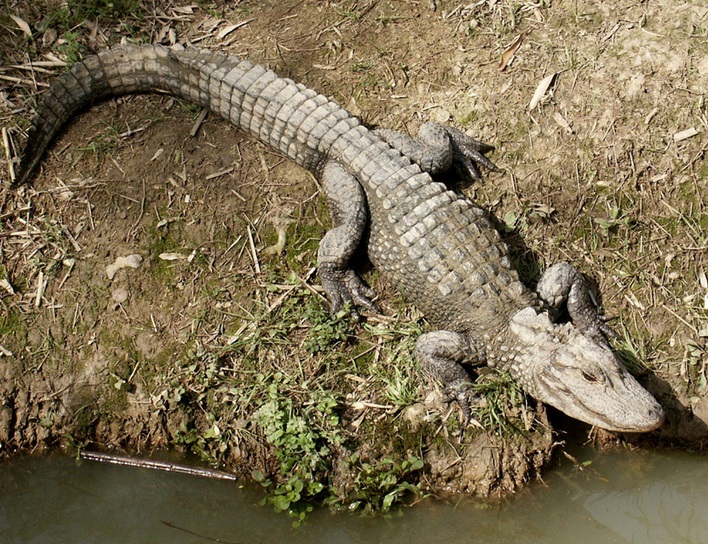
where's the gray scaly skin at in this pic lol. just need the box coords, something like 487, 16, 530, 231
14, 44, 664, 432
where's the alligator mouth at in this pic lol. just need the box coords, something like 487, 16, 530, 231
535, 373, 664, 433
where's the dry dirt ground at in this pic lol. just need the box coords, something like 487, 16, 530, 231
0, 0, 706, 511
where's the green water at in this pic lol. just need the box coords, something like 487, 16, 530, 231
1, 448, 706, 544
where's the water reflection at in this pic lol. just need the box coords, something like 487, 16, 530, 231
0, 449, 705, 544
579, 456, 706, 544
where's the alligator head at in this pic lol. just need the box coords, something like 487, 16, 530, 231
502, 307, 664, 432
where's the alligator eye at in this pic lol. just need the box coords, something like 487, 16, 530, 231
581, 370, 599, 383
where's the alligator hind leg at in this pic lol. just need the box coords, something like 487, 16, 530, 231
536, 262, 617, 346
416, 331, 485, 423
374, 122, 500, 180
317, 161, 376, 317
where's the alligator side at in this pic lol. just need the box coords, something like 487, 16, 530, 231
14, 44, 664, 432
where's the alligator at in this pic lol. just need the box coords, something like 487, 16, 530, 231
13, 44, 664, 432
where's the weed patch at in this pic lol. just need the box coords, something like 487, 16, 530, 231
252, 373, 342, 524
472, 371, 529, 435
336, 453, 425, 514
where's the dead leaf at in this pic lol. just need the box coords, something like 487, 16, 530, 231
218, 24, 239, 39
531, 203, 556, 217
673, 127, 699, 143
172, 5, 195, 14
499, 79, 513, 95
644, 107, 659, 125
347, 96, 361, 117
11, 15, 32, 38
217, 18, 253, 39
42, 27, 58, 47
553, 111, 574, 134
157, 24, 171, 43
197, 16, 221, 32
43, 52, 65, 63
529, 72, 559, 110
57, 186, 75, 201
159, 252, 187, 261
499, 33, 525, 71
0, 279, 15, 296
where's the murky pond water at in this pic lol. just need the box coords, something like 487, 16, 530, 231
1, 448, 706, 544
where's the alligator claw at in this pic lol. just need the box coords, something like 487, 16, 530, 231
448, 383, 480, 425
455, 156, 482, 181
320, 268, 377, 319
597, 314, 621, 340
445, 126, 502, 181
536, 261, 620, 348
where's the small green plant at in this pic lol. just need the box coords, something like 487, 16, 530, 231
472, 371, 527, 435
0, 306, 21, 337
39, 0, 146, 62
501, 204, 555, 233
171, 352, 233, 464
35, 217, 77, 269
76, 122, 122, 156
253, 373, 343, 524
593, 206, 633, 233
362, 315, 423, 406
351, 61, 372, 73
42, 0, 143, 31
615, 325, 652, 374
252, 471, 323, 527
565, 46, 579, 70
376, 365, 419, 407
342, 453, 425, 513
502, 210, 522, 232
457, 109, 479, 126
141, 269, 507, 518
684, 339, 707, 395
334, 7, 361, 21
174, 419, 228, 465
174, 98, 206, 118
56, 31, 84, 63
377, 13, 405, 26
304, 301, 353, 354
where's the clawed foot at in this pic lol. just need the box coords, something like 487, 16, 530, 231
319, 267, 377, 319
416, 329, 486, 425
443, 380, 481, 425
582, 313, 620, 348
444, 125, 502, 181
374, 122, 502, 180
537, 261, 618, 348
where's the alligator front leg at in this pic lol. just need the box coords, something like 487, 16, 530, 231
374, 122, 501, 180
318, 161, 376, 318
415, 330, 485, 423
536, 262, 617, 346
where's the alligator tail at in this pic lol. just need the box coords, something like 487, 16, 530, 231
15, 44, 359, 186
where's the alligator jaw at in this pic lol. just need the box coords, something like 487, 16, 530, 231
508, 308, 664, 433
533, 360, 665, 432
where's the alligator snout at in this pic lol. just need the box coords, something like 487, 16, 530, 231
644, 403, 665, 431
